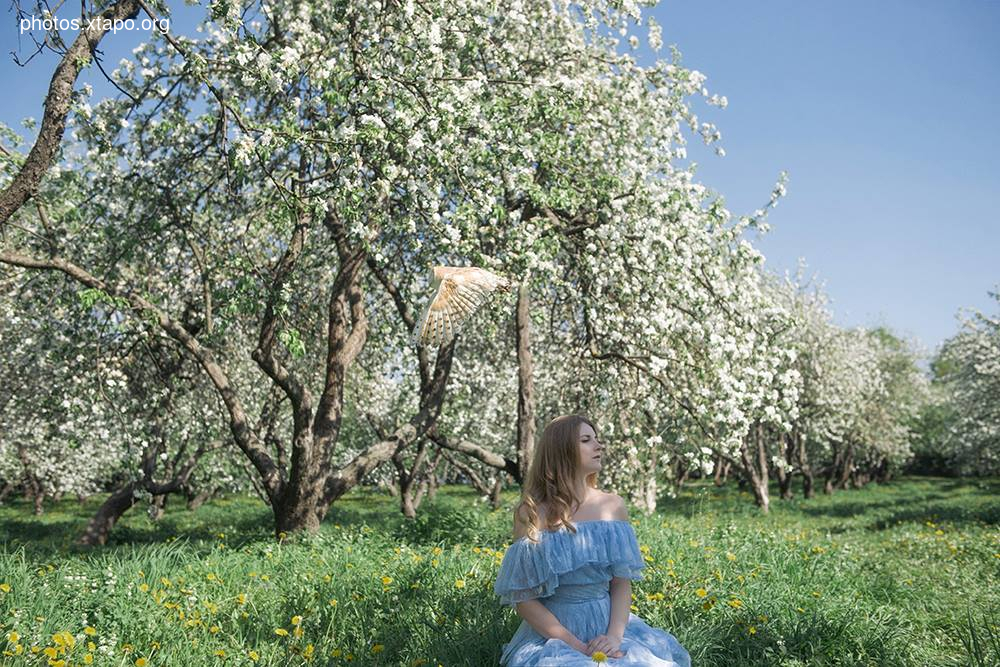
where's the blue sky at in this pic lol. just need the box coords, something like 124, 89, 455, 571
2, 1, 997, 358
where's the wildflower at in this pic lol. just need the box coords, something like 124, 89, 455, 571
329, 599, 338, 607
0, 583, 11, 593
726, 552, 737, 561
592, 651, 608, 663
303, 644, 315, 659
811, 591, 821, 598
136, 659, 148, 667
291, 615, 302, 626
214, 649, 226, 657
331, 648, 342, 657
748, 626, 757, 635
371, 644, 385, 654
83, 656, 94, 665
248, 650, 260, 662
210, 625, 220, 634
381, 576, 393, 586
455, 579, 466, 589
695, 588, 708, 598
727, 598, 743, 609
237, 593, 247, 605
274, 628, 289, 637
7, 632, 19, 642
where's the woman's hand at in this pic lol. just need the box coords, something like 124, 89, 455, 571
585, 633, 625, 659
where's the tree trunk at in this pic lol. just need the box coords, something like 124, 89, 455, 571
796, 430, 815, 499
515, 282, 535, 483
713, 454, 729, 486
149, 493, 168, 521
186, 488, 214, 511
78, 483, 139, 547
824, 441, 842, 494
738, 423, 770, 513
489, 475, 503, 509
802, 469, 815, 499
836, 442, 854, 490
776, 432, 794, 500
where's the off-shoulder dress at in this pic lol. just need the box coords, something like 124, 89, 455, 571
493, 519, 691, 666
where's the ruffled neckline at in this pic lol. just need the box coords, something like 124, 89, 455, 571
513, 519, 634, 544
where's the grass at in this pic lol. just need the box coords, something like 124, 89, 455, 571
0, 476, 998, 666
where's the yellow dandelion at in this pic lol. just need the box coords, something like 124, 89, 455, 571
248, 650, 260, 662
695, 588, 708, 598
454, 579, 466, 589
329, 599, 338, 607
726, 552, 736, 562
331, 648, 342, 657
139, 583, 150, 592
237, 593, 247, 605
291, 615, 302, 626
0, 583, 10, 593
811, 591, 821, 598
7, 631, 19, 642
381, 576, 393, 586
209, 625, 220, 634
748, 626, 757, 635
274, 628, 289, 637
303, 644, 315, 659
135, 658, 148, 667
83, 655, 94, 665
591, 650, 608, 663
371, 644, 385, 654
214, 649, 226, 658
727, 598, 743, 609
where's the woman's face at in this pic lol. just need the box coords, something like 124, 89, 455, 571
577, 422, 604, 472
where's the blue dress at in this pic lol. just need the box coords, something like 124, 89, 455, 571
493, 520, 691, 666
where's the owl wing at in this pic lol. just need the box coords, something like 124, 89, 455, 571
413, 269, 507, 346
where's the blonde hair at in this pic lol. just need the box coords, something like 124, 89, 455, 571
514, 414, 600, 543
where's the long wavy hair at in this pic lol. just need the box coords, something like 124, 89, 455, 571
515, 414, 600, 543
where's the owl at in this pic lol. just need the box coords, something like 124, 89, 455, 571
413, 266, 513, 346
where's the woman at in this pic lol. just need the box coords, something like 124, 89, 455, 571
494, 414, 691, 666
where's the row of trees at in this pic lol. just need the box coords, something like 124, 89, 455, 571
0, 0, 995, 544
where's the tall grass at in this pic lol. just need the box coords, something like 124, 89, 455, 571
0, 476, 997, 666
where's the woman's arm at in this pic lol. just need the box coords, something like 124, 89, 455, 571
515, 599, 588, 654
606, 577, 631, 639
607, 493, 632, 639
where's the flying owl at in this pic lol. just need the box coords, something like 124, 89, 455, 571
413, 266, 513, 346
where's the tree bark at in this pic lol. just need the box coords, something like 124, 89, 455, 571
713, 454, 729, 486
0, 0, 143, 227
515, 282, 535, 483
77, 482, 139, 547
738, 423, 770, 513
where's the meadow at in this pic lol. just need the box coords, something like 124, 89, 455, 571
1, 477, 998, 666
